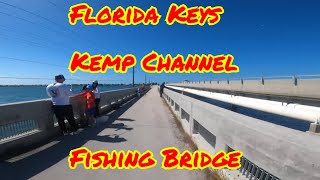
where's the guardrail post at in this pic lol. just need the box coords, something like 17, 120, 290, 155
38, 101, 55, 130
45, 109, 55, 130
178, 103, 181, 119
309, 122, 320, 133
189, 102, 195, 135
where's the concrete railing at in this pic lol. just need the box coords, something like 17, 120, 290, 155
0, 87, 150, 157
162, 87, 320, 180
168, 76, 320, 100
167, 86, 320, 133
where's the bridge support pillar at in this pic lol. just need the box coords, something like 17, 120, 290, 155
309, 123, 320, 133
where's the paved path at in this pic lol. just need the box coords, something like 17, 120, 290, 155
1, 88, 209, 180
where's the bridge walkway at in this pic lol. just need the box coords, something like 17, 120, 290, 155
0, 87, 209, 180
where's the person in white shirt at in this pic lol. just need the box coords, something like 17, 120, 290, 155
92, 80, 101, 117
46, 74, 78, 135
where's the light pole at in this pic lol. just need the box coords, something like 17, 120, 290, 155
132, 66, 135, 87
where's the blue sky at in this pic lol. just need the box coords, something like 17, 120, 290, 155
0, 0, 319, 85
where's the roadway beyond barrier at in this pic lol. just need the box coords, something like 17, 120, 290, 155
0, 87, 209, 180
168, 76, 320, 106
167, 85, 320, 133
163, 87, 320, 180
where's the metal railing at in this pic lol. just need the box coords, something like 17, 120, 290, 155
0, 120, 38, 140
240, 157, 280, 180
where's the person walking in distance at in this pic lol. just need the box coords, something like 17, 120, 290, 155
46, 74, 78, 135
92, 80, 101, 117
160, 82, 165, 97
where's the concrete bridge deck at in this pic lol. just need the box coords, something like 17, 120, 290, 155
0, 88, 209, 180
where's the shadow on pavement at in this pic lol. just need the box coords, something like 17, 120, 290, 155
0, 93, 146, 180
116, 118, 135, 122
107, 123, 134, 131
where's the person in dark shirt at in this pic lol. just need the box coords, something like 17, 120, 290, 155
160, 82, 165, 97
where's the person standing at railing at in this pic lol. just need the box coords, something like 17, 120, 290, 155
92, 80, 101, 118
46, 74, 79, 136
75, 85, 97, 127
160, 82, 165, 97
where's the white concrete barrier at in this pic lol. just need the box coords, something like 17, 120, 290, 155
167, 86, 320, 133
0, 87, 150, 157
169, 78, 320, 100
163, 87, 320, 180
